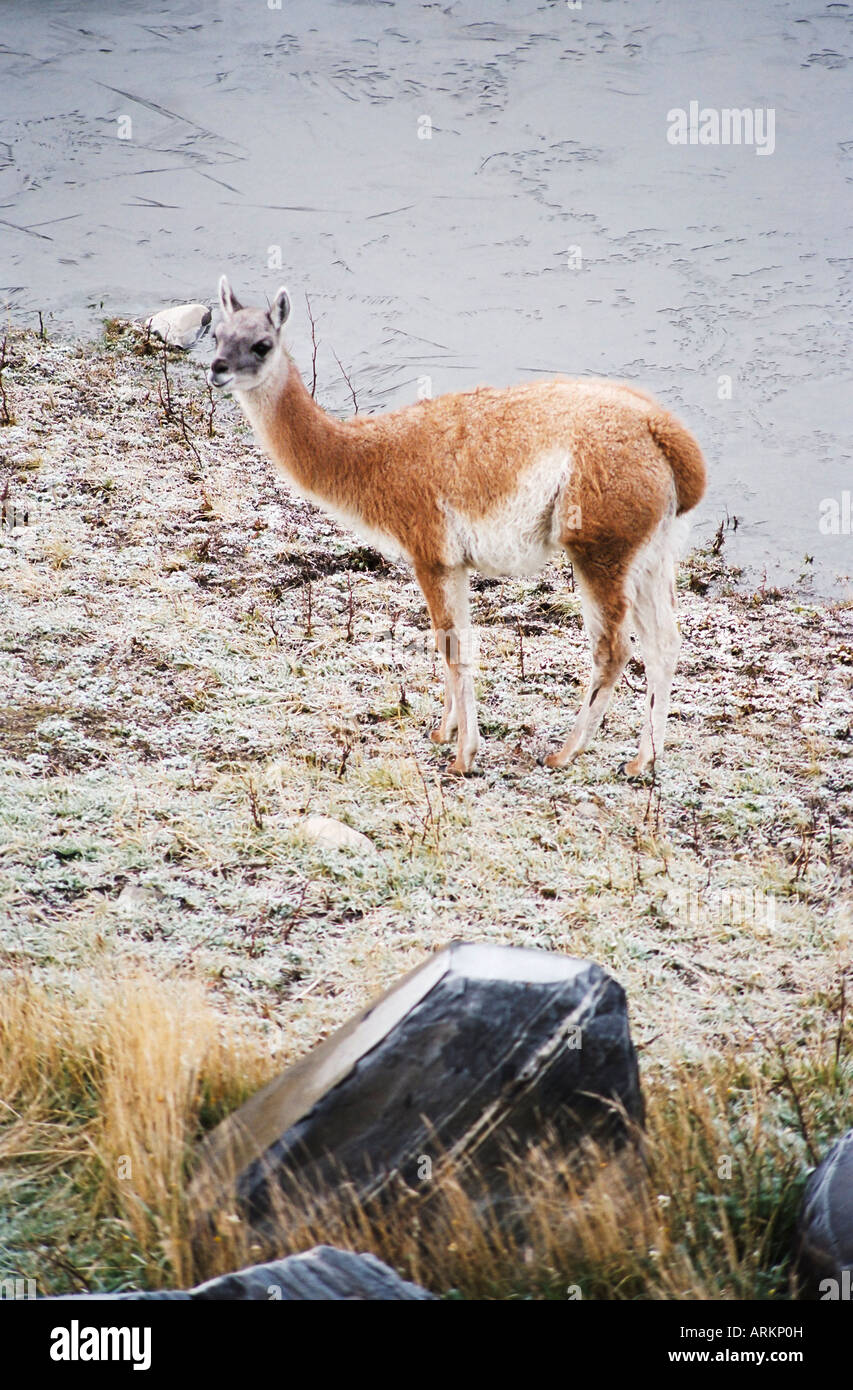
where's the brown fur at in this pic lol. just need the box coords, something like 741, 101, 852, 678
251, 369, 699, 569
647, 413, 707, 515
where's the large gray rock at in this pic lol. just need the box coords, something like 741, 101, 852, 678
796, 1129, 853, 1299
52, 1247, 432, 1301
190, 942, 643, 1238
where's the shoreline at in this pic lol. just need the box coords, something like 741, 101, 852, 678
2, 318, 851, 602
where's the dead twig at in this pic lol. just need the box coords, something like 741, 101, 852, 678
245, 778, 264, 831
157, 339, 175, 420
516, 620, 526, 681
332, 348, 359, 415
0, 336, 14, 425
204, 379, 217, 437
775, 1042, 819, 1166
406, 744, 443, 851
175, 405, 201, 464
156, 340, 202, 463
265, 609, 282, 649
305, 293, 320, 400
278, 877, 311, 945
336, 736, 353, 779
711, 519, 725, 555
835, 969, 848, 1072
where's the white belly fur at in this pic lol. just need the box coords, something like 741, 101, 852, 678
257, 403, 570, 576
444, 448, 572, 576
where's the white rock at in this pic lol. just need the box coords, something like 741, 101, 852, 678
145, 303, 211, 350
299, 815, 376, 855
115, 883, 162, 913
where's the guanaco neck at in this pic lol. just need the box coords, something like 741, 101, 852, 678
237, 356, 385, 518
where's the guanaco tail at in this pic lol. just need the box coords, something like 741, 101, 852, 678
209, 277, 706, 777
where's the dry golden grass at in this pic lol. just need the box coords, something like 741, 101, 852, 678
193, 1047, 847, 1301
0, 970, 275, 1291
43, 538, 73, 570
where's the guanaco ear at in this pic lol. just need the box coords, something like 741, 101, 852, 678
218, 275, 242, 319
270, 286, 291, 330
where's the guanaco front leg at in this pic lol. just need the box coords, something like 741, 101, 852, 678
415, 561, 479, 774
430, 674, 458, 745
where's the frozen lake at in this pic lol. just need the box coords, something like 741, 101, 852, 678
1, 0, 851, 593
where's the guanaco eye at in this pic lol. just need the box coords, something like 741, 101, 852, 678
252, 340, 273, 358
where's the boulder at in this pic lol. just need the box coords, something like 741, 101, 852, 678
190, 942, 643, 1240
795, 1129, 853, 1299
52, 1247, 433, 1301
145, 303, 211, 350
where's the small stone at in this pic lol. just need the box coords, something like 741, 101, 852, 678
145, 303, 211, 350
115, 884, 161, 913
300, 815, 376, 855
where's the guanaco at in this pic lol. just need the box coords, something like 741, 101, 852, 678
209, 277, 706, 776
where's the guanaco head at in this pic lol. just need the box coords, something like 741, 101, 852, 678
208, 276, 291, 391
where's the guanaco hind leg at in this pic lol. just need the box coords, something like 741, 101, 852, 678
622, 523, 682, 777
548, 520, 682, 775
545, 566, 631, 768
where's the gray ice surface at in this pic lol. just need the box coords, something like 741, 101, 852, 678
1, 0, 850, 592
